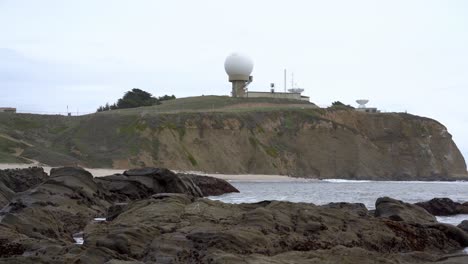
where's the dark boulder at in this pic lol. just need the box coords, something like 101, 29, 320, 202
0, 166, 111, 255
123, 168, 203, 197
458, 220, 468, 233
106, 203, 129, 221
96, 168, 205, 202
79, 196, 468, 263
0, 181, 14, 208
426, 223, 468, 247
3, 167, 468, 263
0, 167, 48, 192
96, 174, 154, 201
178, 173, 239, 196
375, 197, 436, 223
416, 198, 468, 216
0, 167, 49, 208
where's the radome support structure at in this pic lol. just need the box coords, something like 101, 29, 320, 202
224, 53, 254, 97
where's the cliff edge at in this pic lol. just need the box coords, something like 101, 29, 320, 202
0, 96, 466, 180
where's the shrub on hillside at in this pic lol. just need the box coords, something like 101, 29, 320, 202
97, 89, 175, 112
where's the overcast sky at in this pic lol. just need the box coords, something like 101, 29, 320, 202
0, 0, 467, 160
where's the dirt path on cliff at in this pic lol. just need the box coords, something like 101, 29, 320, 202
0, 133, 34, 147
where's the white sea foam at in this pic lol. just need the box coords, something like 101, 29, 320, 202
322, 179, 372, 183
436, 214, 468, 226
73, 237, 84, 245
322, 179, 468, 184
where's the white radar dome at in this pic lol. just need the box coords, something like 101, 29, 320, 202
224, 53, 254, 81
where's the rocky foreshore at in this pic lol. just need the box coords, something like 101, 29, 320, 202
416, 198, 468, 216
0, 167, 467, 263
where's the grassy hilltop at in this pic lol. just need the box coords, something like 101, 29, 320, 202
0, 96, 466, 180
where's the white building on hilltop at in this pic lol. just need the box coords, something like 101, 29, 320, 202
0, 107, 16, 113
355, 99, 379, 113
224, 53, 309, 102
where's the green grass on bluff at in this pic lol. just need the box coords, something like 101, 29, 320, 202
97, 95, 317, 115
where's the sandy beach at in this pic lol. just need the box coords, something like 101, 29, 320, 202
0, 163, 301, 181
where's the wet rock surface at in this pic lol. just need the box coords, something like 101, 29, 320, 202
0, 167, 467, 263
416, 198, 468, 216
0, 181, 14, 207
0, 167, 48, 192
178, 173, 239, 196
375, 196, 437, 223
0, 167, 48, 207
95, 168, 205, 202
458, 220, 468, 233
0, 166, 111, 260
79, 196, 468, 264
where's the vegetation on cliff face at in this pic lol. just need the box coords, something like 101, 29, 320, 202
0, 96, 466, 180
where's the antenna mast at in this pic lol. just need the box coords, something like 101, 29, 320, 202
284, 69, 287, 92
291, 72, 294, 89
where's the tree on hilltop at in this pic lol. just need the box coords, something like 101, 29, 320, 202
97, 88, 176, 112
329, 101, 354, 110
116, 88, 158, 109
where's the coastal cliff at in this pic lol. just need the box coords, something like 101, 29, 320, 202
0, 96, 466, 180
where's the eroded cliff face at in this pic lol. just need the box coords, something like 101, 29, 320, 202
0, 109, 466, 180
68, 110, 468, 180
321, 111, 467, 180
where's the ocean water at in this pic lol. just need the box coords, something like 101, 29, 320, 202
209, 179, 468, 225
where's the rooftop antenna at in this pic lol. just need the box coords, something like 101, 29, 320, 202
287, 72, 304, 94
284, 69, 287, 92
291, 72, 294, 89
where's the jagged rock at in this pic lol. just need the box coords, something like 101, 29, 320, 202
78, 196, 467, 263
416, 198, 468, 216
95, 168, 206, 202
178, 173, 239, 196
0, 167, 111, 257
106, 203, 128, 221
0, 167, 48, 208
426, 223, 468, 247
0, 181, 14, 208
375, 197, 437, 223
1, 167, 468, 263
122, 168, 203, 197
95, 174, 154, 201
0, 167, 48, 192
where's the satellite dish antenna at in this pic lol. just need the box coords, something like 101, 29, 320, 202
288, 88, 304, 94
356, 99, 369, 108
